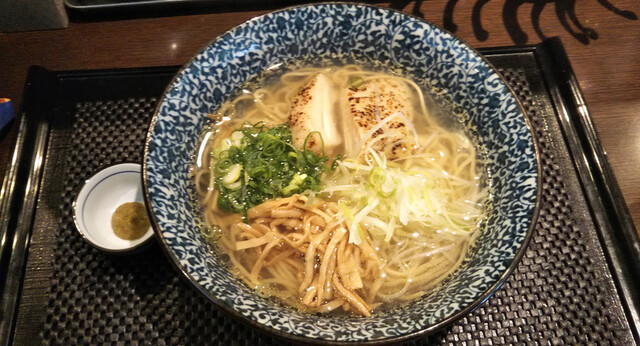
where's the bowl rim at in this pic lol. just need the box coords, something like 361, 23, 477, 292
142, 2, 542, 344
73, 162, 155, 254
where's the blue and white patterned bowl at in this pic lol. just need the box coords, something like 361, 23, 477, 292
143, 3, 539, 344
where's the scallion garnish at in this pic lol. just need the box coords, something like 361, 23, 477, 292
212, 122, 339, 217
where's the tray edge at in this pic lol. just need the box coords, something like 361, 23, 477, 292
534, 37, 640, 344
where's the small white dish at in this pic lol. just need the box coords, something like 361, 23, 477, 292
73, 163, 153, 253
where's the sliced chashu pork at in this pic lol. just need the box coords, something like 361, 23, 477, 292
289, 74, 415, 161
344, 78, 415, 160
289, 73, 342, 155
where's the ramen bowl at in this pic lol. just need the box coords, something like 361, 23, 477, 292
143, 3, 539, 344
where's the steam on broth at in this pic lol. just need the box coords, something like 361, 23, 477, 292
193, 64, 490, 317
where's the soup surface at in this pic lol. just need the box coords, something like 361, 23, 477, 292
193, 64, 490, 317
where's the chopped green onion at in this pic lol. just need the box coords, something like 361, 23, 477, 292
222, 164, 242, 184
224, 180, 242, 190
369, 167, 386, 187
348, 77, 365, 89
231, 131, 244, 141
210, 123, 340, 216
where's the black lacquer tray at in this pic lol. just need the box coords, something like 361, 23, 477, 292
0, 38, 639, 345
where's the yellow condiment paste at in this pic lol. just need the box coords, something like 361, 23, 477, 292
111, 202, 150, 240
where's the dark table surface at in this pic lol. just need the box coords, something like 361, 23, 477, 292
1, 0, 639, 235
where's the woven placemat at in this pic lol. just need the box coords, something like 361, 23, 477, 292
22, 64, 632, 345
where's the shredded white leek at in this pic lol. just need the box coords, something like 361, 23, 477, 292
322, 148, 487, 244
